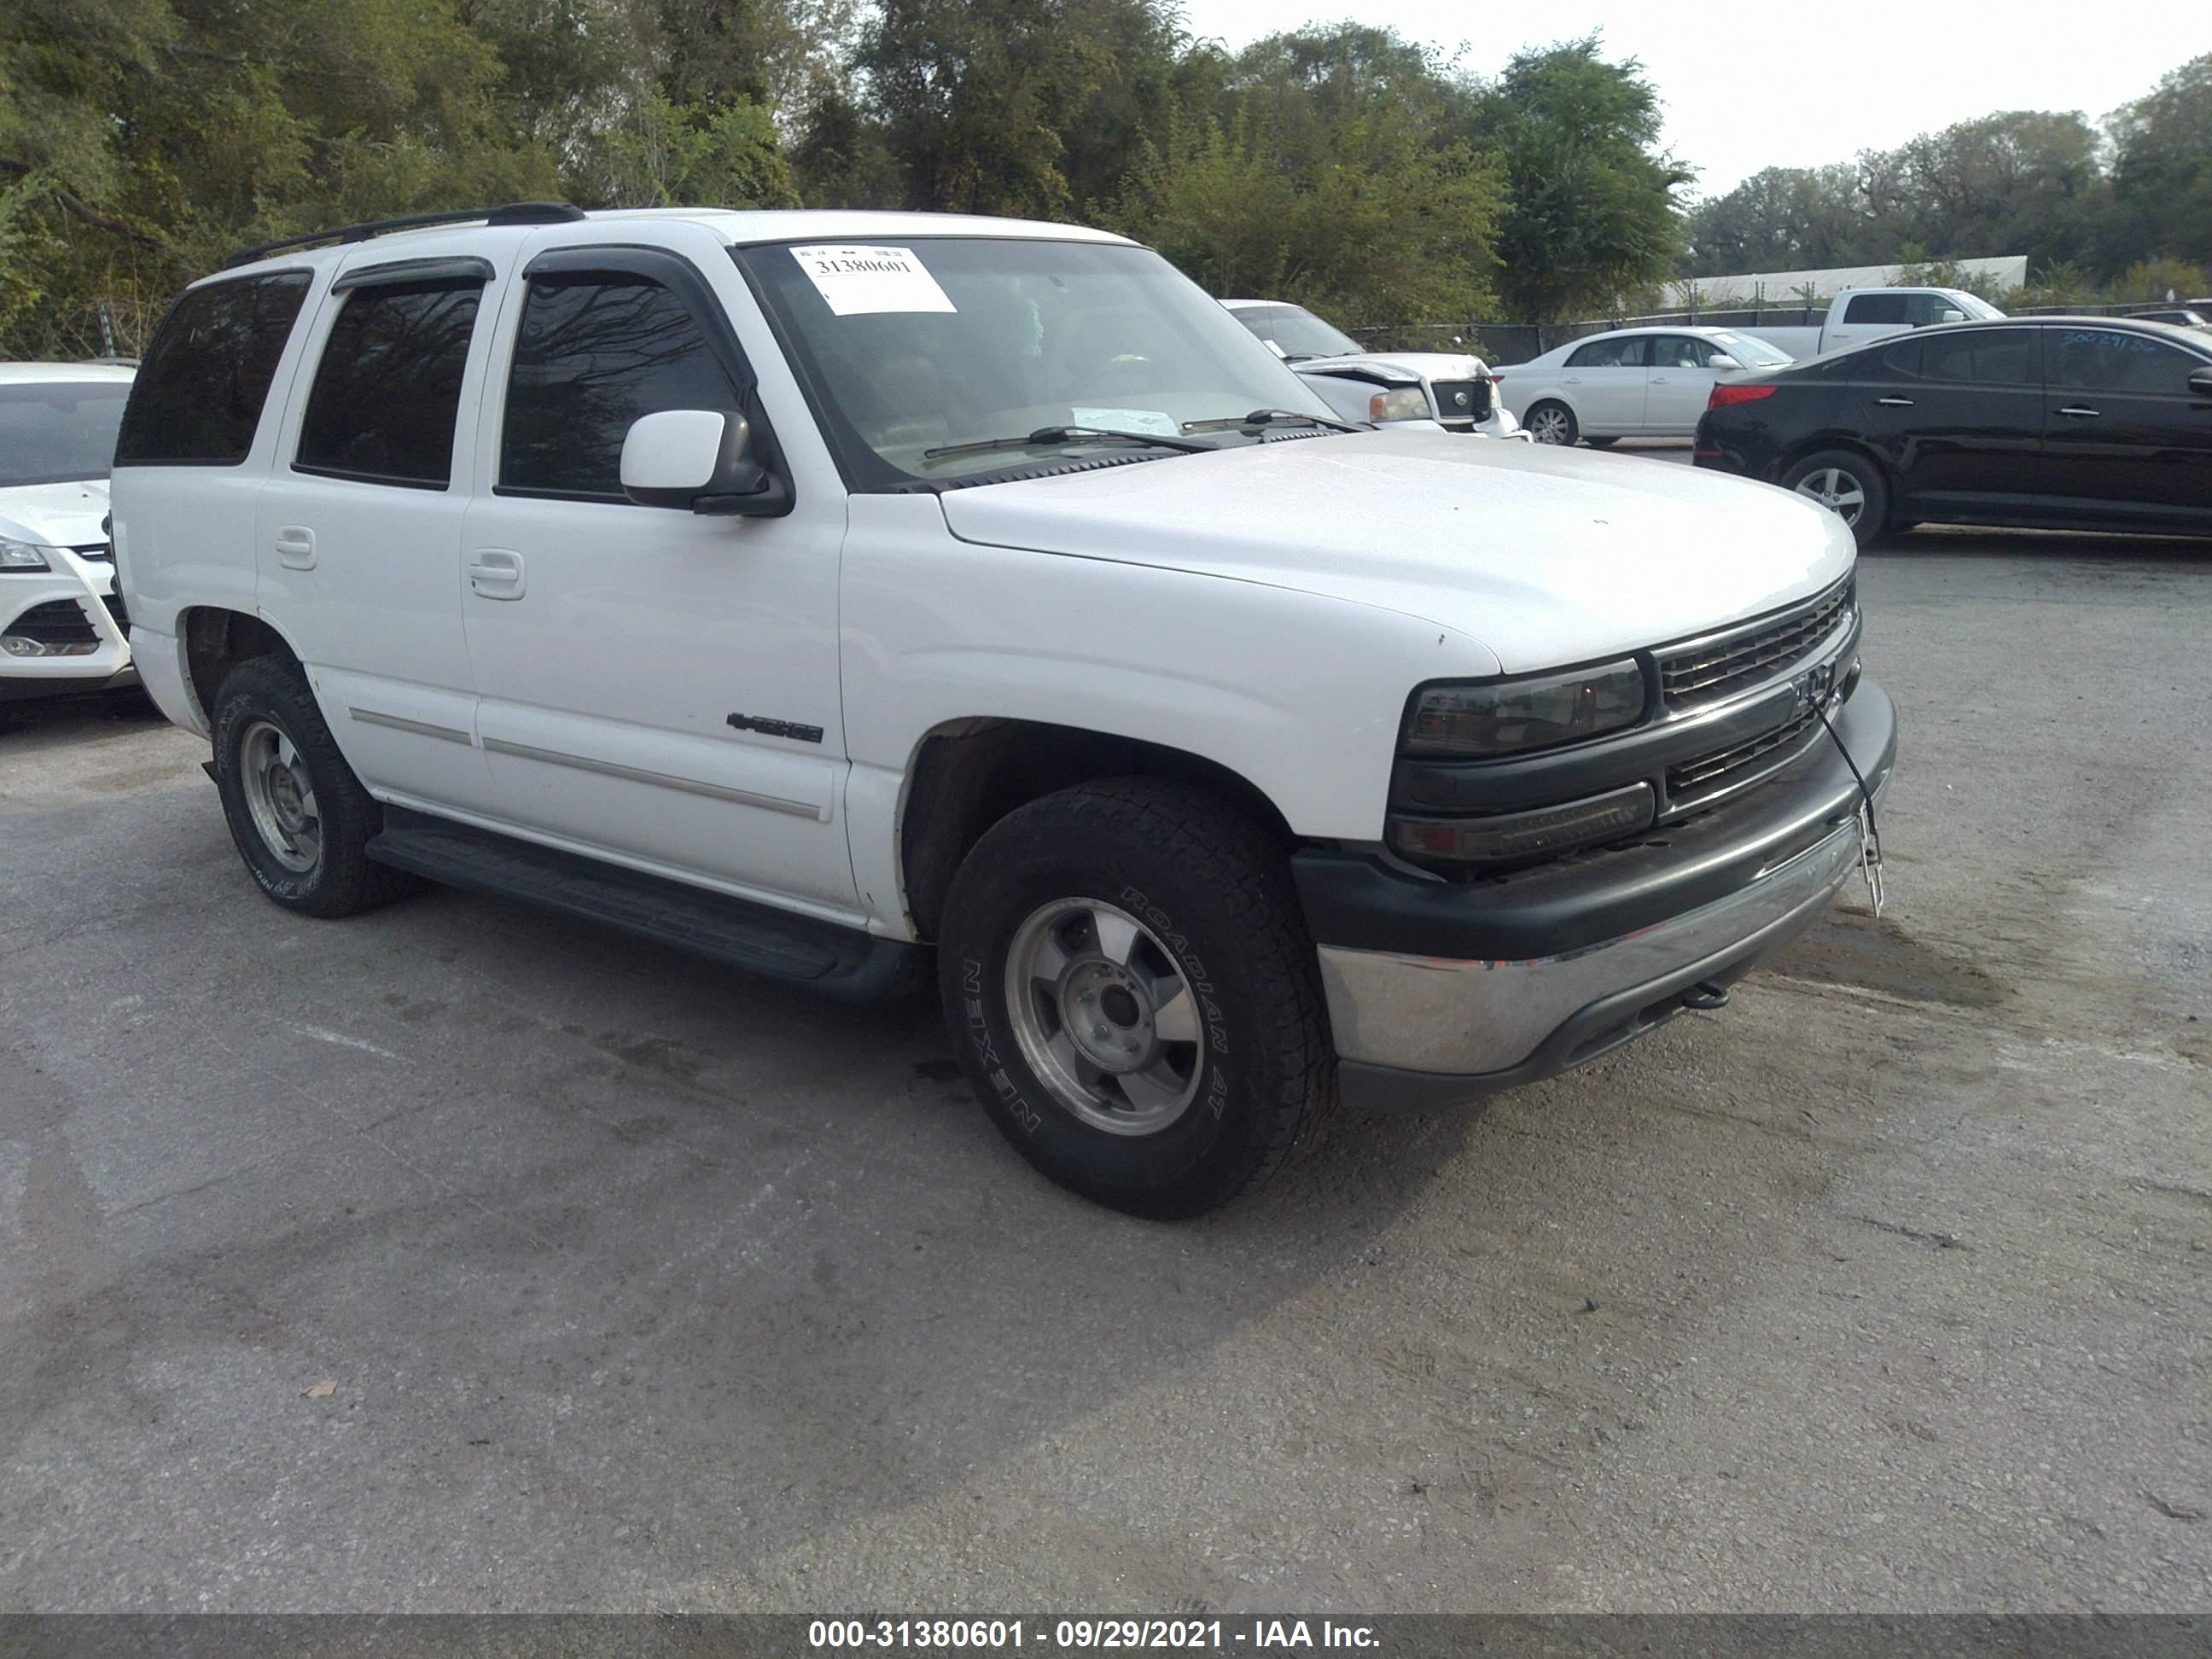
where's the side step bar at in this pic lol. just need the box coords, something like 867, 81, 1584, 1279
365, 806, 928, 1001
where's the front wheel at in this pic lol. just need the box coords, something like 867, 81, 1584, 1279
1784, 449, 1889, 547
937, 779, 1332, 1219
1524, 400, 1578, 445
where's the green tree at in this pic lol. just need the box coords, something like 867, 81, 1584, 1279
1466, 37, 1690, 323
2107, 54, 2212, 271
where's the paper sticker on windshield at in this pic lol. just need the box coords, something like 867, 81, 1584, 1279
789, 245, 956, 316
1070, 407, 1181, 437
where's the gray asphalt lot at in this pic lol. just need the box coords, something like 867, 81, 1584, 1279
3, 508, 2209, 1613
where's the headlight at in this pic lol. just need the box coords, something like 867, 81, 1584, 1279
1406, 661, 1647, 757
1366, 386, 1430, 422
0, 538, 55, 573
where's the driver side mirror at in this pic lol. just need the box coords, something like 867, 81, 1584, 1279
1939, 308, 1965, 323
1708, 353, 1741, 371
2190, 367, 2212, 398
620, 410, 790, 517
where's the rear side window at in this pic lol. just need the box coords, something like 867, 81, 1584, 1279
500, 276, 742, 499
296, 282, 483, 487
1842, 293, 1907, 326
116, 272, 311, 464
2047, 328, 2205, 396
1919, 328, 2036, 386
1565, 336, 1650, 369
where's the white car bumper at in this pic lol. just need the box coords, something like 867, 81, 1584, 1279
0, 544, 136, 697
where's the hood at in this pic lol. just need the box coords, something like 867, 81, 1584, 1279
937, 430, 1854, 672
1295, 351, 1489, 383
0, 478, 112, 549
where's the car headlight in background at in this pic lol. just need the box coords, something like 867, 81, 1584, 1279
1405, 661, 1647, 757
1366, 386, 1430, 422
1, 538, 55, 573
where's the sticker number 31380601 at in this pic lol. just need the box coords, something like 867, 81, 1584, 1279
789, 245, 958, 317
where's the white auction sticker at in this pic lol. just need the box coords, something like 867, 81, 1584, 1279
789, 245, 956, 317
1070, 407, 1182, 437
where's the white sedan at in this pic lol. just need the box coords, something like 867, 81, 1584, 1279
1498, 326, 1794, 446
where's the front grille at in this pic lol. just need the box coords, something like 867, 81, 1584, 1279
1668, 705, 1824, 809
102, 591, 129, 632
1658, 578, 1854, 711
5, 599, 100, 648
1430, 380, 1493, 422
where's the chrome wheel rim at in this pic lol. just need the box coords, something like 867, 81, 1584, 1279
238, 719, 321, 874
1004, 898, 1205, 1137
1794, 466, 1867, 525
1528, 406, 1572, 444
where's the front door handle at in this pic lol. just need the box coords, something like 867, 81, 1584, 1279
2055, 405, 2101, 418
467, 549, 526, 599
1877, 396, 1915, 407
273, 527, 316, 570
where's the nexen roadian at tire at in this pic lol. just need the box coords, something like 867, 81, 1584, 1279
937, 778, 1332, 1219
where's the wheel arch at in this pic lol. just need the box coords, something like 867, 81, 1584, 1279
180, 606, 305, 730
895, 718, 1295, 944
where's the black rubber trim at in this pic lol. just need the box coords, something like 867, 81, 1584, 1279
1334, 841, 1845, 1111
366, 806, 928, 1001
1297, 680, 1895, 962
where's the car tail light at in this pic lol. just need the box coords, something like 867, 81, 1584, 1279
1708, 383, 1777, 410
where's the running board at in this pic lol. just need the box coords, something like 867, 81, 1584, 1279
365, 806, 927, 1001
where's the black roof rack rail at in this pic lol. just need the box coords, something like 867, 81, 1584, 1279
223, 201, 587, 269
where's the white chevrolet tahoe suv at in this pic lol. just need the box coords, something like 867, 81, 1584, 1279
115, 204, 1896, 1219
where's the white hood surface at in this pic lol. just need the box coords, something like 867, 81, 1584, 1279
0, 479, 113, 549
938, 429, 1854, 673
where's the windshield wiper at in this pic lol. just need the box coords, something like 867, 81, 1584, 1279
922, 425, 1210, 462
1182, 408, 1363, 434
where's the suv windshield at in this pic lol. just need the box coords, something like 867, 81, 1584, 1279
0, 380, 131, 487
739, 239, 1340, 486
1227, 303, 1363, 362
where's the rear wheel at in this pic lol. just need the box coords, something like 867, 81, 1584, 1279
211, 657, 416, 917
1525, 400, 1577, 445
937, 778, 1331, 1219
1784, 449, 1890, 547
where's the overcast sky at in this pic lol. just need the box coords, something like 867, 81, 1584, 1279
1177, 0, 2192, 201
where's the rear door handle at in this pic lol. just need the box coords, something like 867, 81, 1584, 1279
2055, 405, 2101, 418
1877, 396, 1914, 407
468, 549, 526, 599
273, 527, 316, 570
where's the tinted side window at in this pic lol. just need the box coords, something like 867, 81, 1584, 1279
2047, 328, 2204, 396
1566, 336, 1649, 369
296, 282, 482, 487
1842, 293, 1907, 325
1878, 340, 1922, 379
116, 272, 311, 464
1920, 328, 2037, 386
1650, 335, 1711, 369
500, 276, 742, 498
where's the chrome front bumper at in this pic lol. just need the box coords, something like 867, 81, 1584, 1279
1318, 809, 1868, 1109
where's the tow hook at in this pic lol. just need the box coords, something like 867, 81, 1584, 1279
1681, 980, 1732, 1011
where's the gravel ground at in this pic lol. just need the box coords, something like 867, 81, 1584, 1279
2, 526, 2208, 1614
